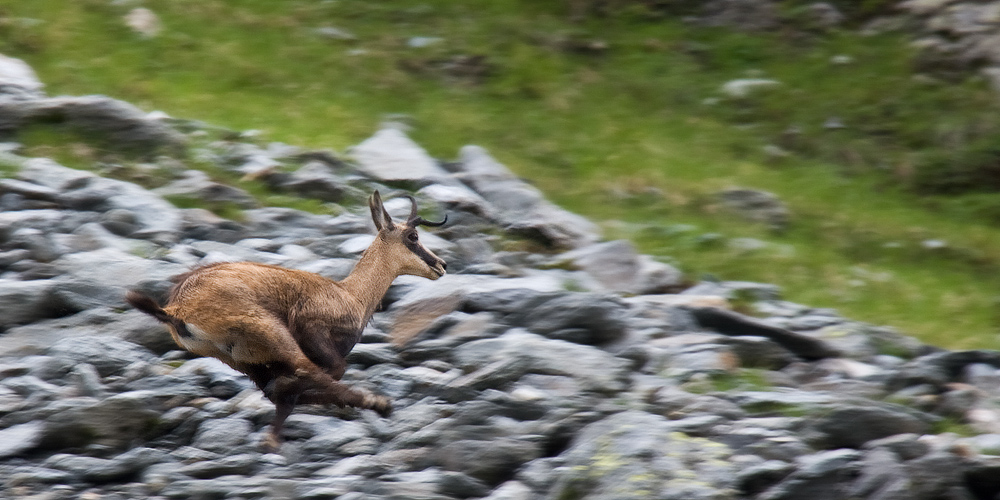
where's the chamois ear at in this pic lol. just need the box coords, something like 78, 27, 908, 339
369, 191, 396, 231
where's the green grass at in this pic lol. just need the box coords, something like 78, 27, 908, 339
5, 0, 1000, 348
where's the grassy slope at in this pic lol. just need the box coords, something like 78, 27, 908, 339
4, 0, 1000, 348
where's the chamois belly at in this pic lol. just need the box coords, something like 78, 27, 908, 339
170, 322, 232, 360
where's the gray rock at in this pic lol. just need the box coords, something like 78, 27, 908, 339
480, 481, 534, 500
851, 448, 913, 500
69, 363, 106, 397
192, 417, 253, 453
45, 446, 167, 483
47, 336, 155, 377
124, 7, 162, 37
0, 178, 59, 202
736, 460, 795, 496
863, 433, 930, 461
68, 222, 157, 256
348, 343, 400, 367
153, 169, 258, 208
0, 94, 185, 151
438, 470, 492, 498
701, 0, 781, 31
716, 188, 789, 229
41, 392, 162, 449
898, 0, 957, 17
0, 279, 60, 330
2, 375, 63, 400
512, 292, 628, 345
721, 78, 782, 98
437, 437, 542, 485
50, 248, 185, 311
177, 453, 261, 479
758, 449, 862, 500
456, 145, 599, 248
8, 226, 67, 262
554, 240, 683, 295
100, 207, 141, 236
301, 419, 370, 456
808, 404, 932, 449
112, 309, 177, 354
0, 421, 43, 459
349, 129, 452, 186
443, 357, 530, 393
906, 451, 974, 500
314, 26, 357, 41
722, 335, 797, 369
18, 160, 183, 241
5, 466, 74, 487
16, 159, 95, 191
552, 410, 738, 500
177, 208, 247, 243
171, 357, 251, 398
0, 54, 43, 93
453, 330, 630, 393
279, 161, 360, 202
646, 387, 747, 420
416, 184, 492, 218
802, 3, 846, 28
243, 206, 329, 239
160, 475, 280, 499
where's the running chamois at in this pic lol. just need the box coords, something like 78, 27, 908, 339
126, 191, 447, 450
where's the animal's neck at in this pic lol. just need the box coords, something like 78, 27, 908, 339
339, 239, 400, 321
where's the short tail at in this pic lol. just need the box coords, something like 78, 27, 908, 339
125, 290, 172, 323
126, 290, 193, 339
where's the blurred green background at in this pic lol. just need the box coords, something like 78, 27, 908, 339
4, 0, 1000, 348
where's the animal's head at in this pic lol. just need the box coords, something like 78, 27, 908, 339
368, 190, 448, 280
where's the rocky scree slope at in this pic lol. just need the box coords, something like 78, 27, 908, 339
3, 58, 1000, 500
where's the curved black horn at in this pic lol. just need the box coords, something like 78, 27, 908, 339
403, 195, 448, 227
405, 195, 419, 223
413, 214, 448, 227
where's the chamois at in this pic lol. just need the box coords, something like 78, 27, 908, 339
126, 191, 447, 450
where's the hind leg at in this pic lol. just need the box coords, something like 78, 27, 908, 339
260, 374, 304, 452
203, 316, 342, 450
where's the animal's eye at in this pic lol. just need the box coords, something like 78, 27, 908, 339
408, 232, 418, 242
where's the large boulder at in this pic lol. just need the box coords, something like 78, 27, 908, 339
551, 410, 739, 500
47, 336, 156, 377
0, 54, 43, 95
553, 240, 684, 295
0, 279, 61, 331
0, 95, 184, 151
348, 128, 452, 186
452, 330, 631, 393
806, 403, 933, 449
511, 292, 629, 345
50, 248, 186, 311
455, 146, 599, 248
18, 159, 184, 242
39, 392, 163, 450
152, 170, 258, 208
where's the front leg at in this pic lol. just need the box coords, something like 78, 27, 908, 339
289, 317, 360, 381
297, 380, 392, 417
